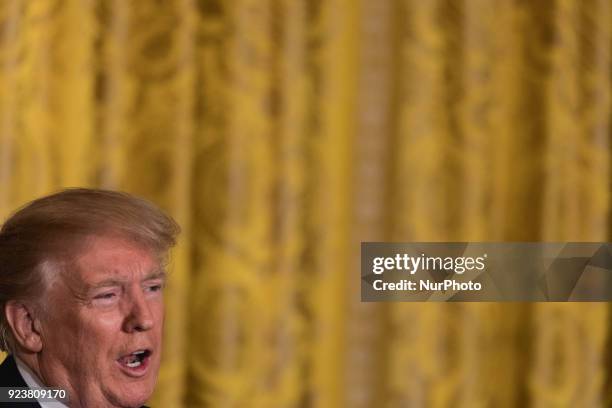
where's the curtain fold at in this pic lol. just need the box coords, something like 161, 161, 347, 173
0, 0, 610, 406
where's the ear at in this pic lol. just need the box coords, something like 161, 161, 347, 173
4, 301, 43, 353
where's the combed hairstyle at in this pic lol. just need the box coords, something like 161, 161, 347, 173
0, 188, 180, 353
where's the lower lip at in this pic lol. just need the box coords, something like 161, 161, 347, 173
116, 354, 151, 378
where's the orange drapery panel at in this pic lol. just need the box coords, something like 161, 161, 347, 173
0, 1, 610, 406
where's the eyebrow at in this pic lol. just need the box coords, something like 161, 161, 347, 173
89, 270, 167, 289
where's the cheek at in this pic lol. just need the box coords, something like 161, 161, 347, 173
93, 312, 125, 329
51, 311, 125, 355
84, 312, 128, 348
41, 306, 80, 346
149, 298, 165, 325
157, 302, 165, 321
151, 305, 164, 340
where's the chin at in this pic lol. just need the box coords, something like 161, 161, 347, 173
109, 355, 159, 406
111, 388, 153, 408
105, 378, 157, 408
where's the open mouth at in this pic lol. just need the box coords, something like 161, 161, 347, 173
118, 349, 151, 369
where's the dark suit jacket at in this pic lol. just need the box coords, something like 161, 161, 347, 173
0, 355, 40, 407
0, 355, 150, 407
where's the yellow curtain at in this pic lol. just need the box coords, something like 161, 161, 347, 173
0, 0, 610, 407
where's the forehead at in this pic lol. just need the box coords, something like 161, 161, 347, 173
68, 235, 160, 283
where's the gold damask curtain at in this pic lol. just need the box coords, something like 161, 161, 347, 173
0, 0, 610, 407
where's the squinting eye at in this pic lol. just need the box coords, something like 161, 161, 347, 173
95, 292, 117, 300
146, 285, 163, 293
92, 291, 120, 306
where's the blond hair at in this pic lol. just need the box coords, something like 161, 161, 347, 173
0, 188, 180, 352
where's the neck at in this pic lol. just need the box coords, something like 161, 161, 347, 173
12, 352, 142, 408
13, 351, 44, 382
14, 351, 85, 407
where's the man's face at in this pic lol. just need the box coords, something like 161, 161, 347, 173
37, 236, 165, 408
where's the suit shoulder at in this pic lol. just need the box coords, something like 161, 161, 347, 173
0, 355, 28, 387
0, 356, 40, 407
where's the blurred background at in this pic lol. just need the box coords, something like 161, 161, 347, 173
0, 0, 611, 407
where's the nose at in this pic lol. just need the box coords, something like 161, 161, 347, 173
123, 290, 154, 333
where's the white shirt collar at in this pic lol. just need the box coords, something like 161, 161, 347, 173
14, 356, 70, 408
